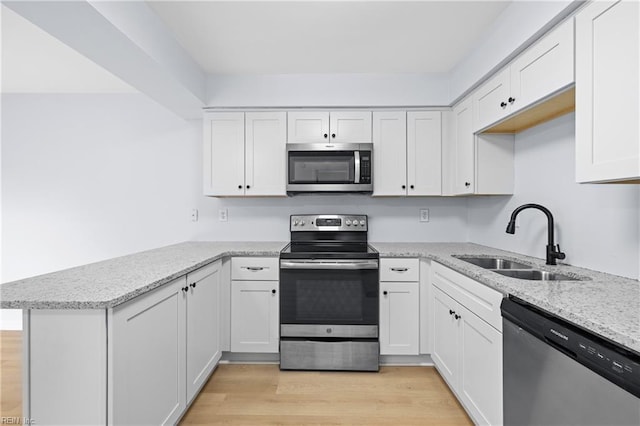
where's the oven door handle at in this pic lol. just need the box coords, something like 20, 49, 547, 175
280, 259, 379, 270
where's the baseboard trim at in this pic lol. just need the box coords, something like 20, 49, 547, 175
380, 354, 434, 366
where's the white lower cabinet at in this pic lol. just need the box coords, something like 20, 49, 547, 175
230, 257, 280, 353
185, 262, 222, 403
431, 263, 503, 426
111, 276, 186, 425
110, 260, 221, 425
380, 281, 419, 355
379, 258, 420, 355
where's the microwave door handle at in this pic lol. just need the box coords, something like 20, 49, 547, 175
354, 150, 360, 184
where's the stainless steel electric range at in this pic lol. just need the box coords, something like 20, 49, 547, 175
279, 214, 380, 372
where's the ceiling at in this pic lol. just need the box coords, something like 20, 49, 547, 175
1, 5, 134, 93
1, 1, 512, 93
147, 1, 511, 74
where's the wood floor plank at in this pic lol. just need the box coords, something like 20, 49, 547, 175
0, 331, 22, 419
0, 331, 472, 425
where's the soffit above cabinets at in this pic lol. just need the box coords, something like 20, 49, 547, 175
146, 1, 511, 74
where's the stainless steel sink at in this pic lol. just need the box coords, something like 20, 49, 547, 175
458, 257, 532, 270
493, 269, 579, 281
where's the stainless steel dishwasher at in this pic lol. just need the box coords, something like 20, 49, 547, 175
501, 297, 640, 426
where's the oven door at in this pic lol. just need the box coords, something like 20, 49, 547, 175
279, 259, 379, 332
286, 143, 372, 192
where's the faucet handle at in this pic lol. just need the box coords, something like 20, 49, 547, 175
554, 245, 566, 260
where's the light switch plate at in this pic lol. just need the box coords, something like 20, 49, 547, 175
191, 208, 199, 222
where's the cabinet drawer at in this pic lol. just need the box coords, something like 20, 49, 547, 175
431, 262, 503, 331
380, 258, 419, 282
231, 257, 279, 281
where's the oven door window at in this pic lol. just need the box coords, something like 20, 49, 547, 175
280, 269, 378, 325
288, 151, 355, 184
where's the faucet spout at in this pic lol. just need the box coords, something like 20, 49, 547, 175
506, 203, 566, 265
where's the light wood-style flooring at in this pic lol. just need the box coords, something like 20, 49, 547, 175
0, 331, 472, 425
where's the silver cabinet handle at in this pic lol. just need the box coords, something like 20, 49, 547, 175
244, 266, 265, 271
390, 267, 409, 272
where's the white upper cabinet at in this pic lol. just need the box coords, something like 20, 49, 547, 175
445, 100, 514, 196
576, 0, 640, 183
449, 99, 475, 195
288, 111, 371, 143
203, 112, 245, 196
510, 19, 574, 115
372, 111, 407, 196
373, 111, 442, 196
287, 111, 330, 143
407, 111, 442, 195
473, 68, 511, 133
329, 111, 372, 143
245, 112, 287, 196
473, 18, 574, 133
204, 111, 286, 196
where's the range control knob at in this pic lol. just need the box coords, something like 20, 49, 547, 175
300, 220, 305, 225
293, 220, 299, 226
345, 219, 351, 226
360, 220, 365, 226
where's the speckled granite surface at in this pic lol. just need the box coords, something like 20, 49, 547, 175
371, 242, 640, 355
2, 240, 639, 354
0, 241, 286, 310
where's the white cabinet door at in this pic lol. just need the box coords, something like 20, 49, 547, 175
379, 282, 419, 355
473, 68, 510, 132
450, 99, 475, 195
231, 280, 279, 353
111, 277, 186, 426
431, 285, 460, 389
245, 112, 287, 196
459, 304, 503, 426
407, 111, 442, 196
203, 112, 245, 196
510, 19, 574, 115
329, 111, 372, 143
576, 0, 640, 182
287, 111, 330, 143
185, 261, 221, 403
372, 111, 407, 196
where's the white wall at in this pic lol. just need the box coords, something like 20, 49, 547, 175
196, 195, 468, 243
1, 93, 202, 329
467, 113, 640, 280
206, 73, 450, 107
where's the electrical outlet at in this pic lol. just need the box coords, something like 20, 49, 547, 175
191, 208, 199, 222
218, 209, 228, 222
420, 209, 429, 222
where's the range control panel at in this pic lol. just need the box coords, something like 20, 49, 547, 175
290, 214, 368, 232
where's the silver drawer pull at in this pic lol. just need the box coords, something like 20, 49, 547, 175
390, 267, 409, 272
245, 266, 265, 271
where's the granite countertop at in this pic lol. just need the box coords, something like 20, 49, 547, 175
2, 240, 639, 354
372, 242, 640, 355
0, 241, 286, 310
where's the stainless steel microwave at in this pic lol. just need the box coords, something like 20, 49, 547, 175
286, 143, 373, 193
